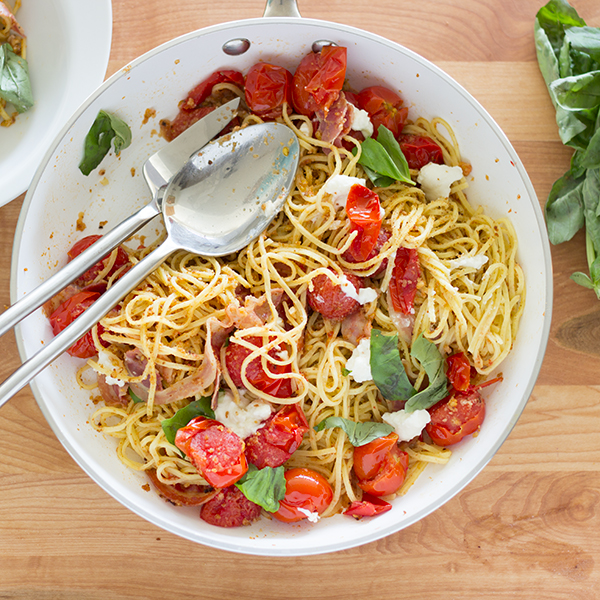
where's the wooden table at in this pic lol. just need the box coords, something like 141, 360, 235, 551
2, 0, 600, 597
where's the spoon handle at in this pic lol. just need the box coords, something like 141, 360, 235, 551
0, 237, 177, 409
0, 200, 161, 338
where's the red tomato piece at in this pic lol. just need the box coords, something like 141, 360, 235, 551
388, 247, 420, 315
200, 485, 262, 528
273, 468, 334, 523
344, 494, 392, 518
67, 235, 130, 287
146, 469, 215, 507
224, 336, 293, 398
292, 46, 347, 117
398, 134, 444, 170
357, 85, 408, 138
244, 403, 309, 469
162, 105, 215, 141
307, 270, 362, 321
345, 184, 382, 262
175, 416, 248, 488
49, 290, 106, 359
343, 227, 391, 277
182, 69, 245, 111
353, 433, 409, 497
245, 62, 293, 119
446, 352, 472, 393
426, 389, 485, 447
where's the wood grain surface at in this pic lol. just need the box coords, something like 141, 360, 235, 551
2, 0, 600, 598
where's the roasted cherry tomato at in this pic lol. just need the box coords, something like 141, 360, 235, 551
344, 494, 392, 518
200, 485, 262, 528
307, 270, 362, 321
245, 403, 309, 468
49, 290, 106, 359
446, 352, 472, 393
182, 69, 245, 110
345, 184, 382, 262
67, 235, 130, 287
224, 336, 293, 398
292, 46, 347, 117
426, 389, 485, 447
245, 62, 293, 119
398, 134, 444, 170
388, 247, 420, 315
162, 105, 216, 141
273, 468, 334, 523
343, 227, 391, 277
353, 433, 409, 497
175, 416, 248, 488
357, 85, 408, 138
146, 469, 215, 507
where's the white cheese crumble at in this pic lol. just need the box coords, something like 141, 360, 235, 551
416, 163, 463, 202
214, 391, 272, 439
339, 274, 378, 305
349, 104, 374, 138
448, 254, 489, 270
297, 507, 320, 523
299, 121, 311, 137
94, 349, 127, 387
346, 338, 372, 383
262, 199, 278, 219
322, 174, 367, 209
382, 409, 431, 442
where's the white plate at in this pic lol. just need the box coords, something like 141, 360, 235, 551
0, 0, 112, 205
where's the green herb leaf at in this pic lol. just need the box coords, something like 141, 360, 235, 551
0, 43, 33, 113
127, 387, 144, 404
235, 464, 286, 512
314, 416, 394, 447
566, 26, 600, 63
161, 397, 214, 446
78, 110, 132, 176
544, 169, 586, 244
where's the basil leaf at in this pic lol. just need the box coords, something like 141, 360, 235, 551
551, 71, 600, 112
566, 26, 600, 63
0, 43, 33, 113
161, 397, 214, 446
235, 465, 286, 512
545, 168, 586, 244
314, 416, 394, 447
127, 387, 144, 404
376, 125, 412, 181
79, 110, 132, 176
369, 329, 416, 401
536, 0, 586, 56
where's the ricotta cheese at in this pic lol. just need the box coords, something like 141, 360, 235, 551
416, 163, 463, 202
339, 274, 378, 305
349, 104, 374, 138
322, 174, 367, 209
94, 349, 127, 387
346, 338, 372, 383
449, 253, 489, 270
297, 507, 320, 523
382, 408, 431, 442
214, 391, 273, 439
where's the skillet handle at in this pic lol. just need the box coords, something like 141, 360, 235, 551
263, 0, 301, 18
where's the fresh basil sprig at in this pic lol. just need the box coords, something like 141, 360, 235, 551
0, 43, 33, 113
160, 397, 214, 446
79, 110, 132, 176
314, 416, 394, 446
235, 464, 286, 512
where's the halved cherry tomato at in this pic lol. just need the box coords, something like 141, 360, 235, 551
224, 335, 293, 398
343, 228, 391, 277
182, 69, 245, 110
307, 270, 362, 321
67, 235, 130, 287
162, 105, 215, 141
200, 485, 262, 528
292, 46, 347, 117
388, 247, 420, 315
146, 469, 216, 507
446, 352, 472, 393
49, 290, 106, 359
345, 184, 382, 262
353, 433, 409, 497
245, 63, 293, 119
398, 134, 444, 170
245, 403, 309, 468
357, 86, 408, 138
344, 494, 392, 518
273, 467, 334, 523
174, 416, 248, 488
426, 389, 485, 447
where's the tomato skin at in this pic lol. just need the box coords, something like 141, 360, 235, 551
67, 235, 130, 287
182, 69, 245, 110
49, 290, 106, 358
426, 389, 485, 447
388, 247, 420, 315
200, 485, 262, 528
307, 270, 362, 321
245, 63, 293, 119
146, 469, 215, 507
398, 134, 444, 170
353, 433, 409, 497
273, 468, 334, 523
344, 494, 392, 518
175, 416, 248, 488
446, 352, 472, 393
345, 184, 382, 262
244, 403, 309, 468
292, 46, 347, 117
357, 86, 408, 138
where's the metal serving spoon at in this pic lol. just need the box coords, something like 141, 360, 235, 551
0, 122, 299, 407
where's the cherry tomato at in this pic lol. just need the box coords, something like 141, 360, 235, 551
200, 485, 262, 528
174, 416, 248, 488
292, 46, 347, 117
357, 85, 408, 138
343, 228, 391, 277
67, 235, 130, 287
426, 389, 485, 447
245, 62, 293, 119
182, 69, 245, 110
146, 469, 215, 506
224, 336, 293, 398
345, 184, 382, 262
307, 270, 362, 321
353, 433, 409, 497
344, 494, 392, 518
398, 134, 444, 170
245, 403, 309, 468
446, 352, 472, 393
161, 105, 215, 141
49, 290, 106, 359
388, 247, 420, 315
273, 468, 334, 523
